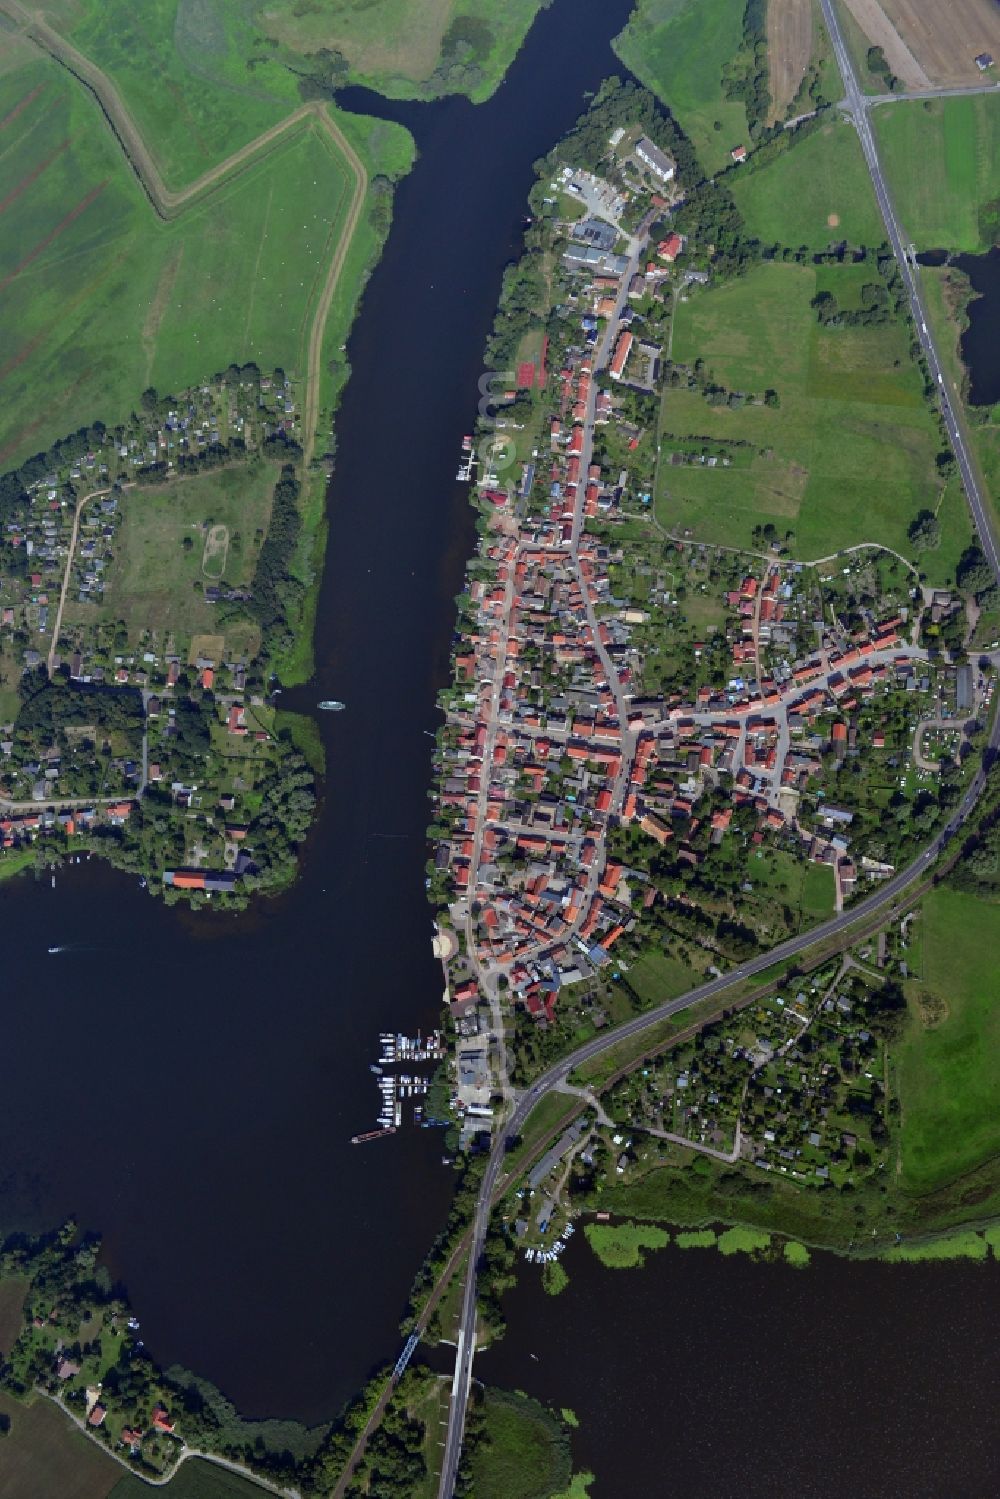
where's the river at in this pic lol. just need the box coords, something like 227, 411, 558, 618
0, 0, 638, 1424
478, 1234, 1000, 1496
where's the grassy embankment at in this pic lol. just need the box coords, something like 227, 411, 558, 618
657, 261, 956, 573
895, 887, 1000, 1197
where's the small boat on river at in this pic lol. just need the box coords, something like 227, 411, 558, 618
318, 700, 345, 712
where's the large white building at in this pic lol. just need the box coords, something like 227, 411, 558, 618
635, 136, 675, 183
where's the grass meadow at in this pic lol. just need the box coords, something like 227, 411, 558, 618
658, 263, 948, 567
256, 0, 547, 100
613, 0, 749, 176
896, 888, 1000, 1195
0, 57, 361, 470
729, 117, 884, 249
74, 464, 278, 655
47, 0, 297, 184
875, 94, 1000, 252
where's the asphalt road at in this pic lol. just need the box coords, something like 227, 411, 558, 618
437, 16, 1000, 1490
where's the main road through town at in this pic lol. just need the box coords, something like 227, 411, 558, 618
437, 14, 1000, 1492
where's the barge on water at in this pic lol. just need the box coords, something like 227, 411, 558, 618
351, 1126, 397, 1145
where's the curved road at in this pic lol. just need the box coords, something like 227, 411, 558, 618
438, 8, 1000, 1492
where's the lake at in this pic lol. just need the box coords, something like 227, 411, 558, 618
478, 1234, 1000, 1497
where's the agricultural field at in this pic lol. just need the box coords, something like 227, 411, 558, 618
838, 0, 1000, 89
767, 0, 813, 119
67, 465, 277, 659
0, 1275, 27, 1354
896, 887, 1000, 1194
657, 262, 949, 566
110, 1458, 273, 1498
613, 0, 750, 176
838, 0, 930, 91
874, 94, 1000, 252
729, 116, 884, 249
0, 1391, 119, 1499
0, 55, 361, 472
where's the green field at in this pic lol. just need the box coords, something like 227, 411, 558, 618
658, 262, 948, 565
729, 117, 884, 249
896, 888, 1000, 1194
76, 464, 277, 655
749, 848, 834, 922
625, 947, 699, 1007
46, 0, 298, 185
614, 0, 749, 176
0, 56, 368, 470
875, 94, 1000, 253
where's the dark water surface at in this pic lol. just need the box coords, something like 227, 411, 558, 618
479, 1237, 1000, 1497
918, 246, 1000, 407
0, 0, 637, 1423
952, 248, 1000, 407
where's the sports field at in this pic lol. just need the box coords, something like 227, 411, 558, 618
613, 0, 750, 176
874, 94, 1000, 252
897, 887, 1000, 1193
658, 262, 947, 565
0, 56, 359, 470
729, 117, 884, 249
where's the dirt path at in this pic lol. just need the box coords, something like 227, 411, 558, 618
46, 484, 112, 674
302, 110, 368, 471
0, 0, 366, 471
